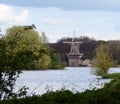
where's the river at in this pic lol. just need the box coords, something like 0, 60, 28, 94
15, 67, 120, 96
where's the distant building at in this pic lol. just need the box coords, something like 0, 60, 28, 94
82, 59, 93, 67
64, 38, 83, 66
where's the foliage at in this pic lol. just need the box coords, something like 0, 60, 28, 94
1, 25, 66, 70
93, 44, 113, 76
104, 78, 120, 91
107, 40, 120, 65
0, 70, 28, 100
0, 39, 28, 100
1, 86, 120, 104
0, 25, 42, 100
40, 54, 51, 69
103, 73, 120, 91
4, 26, 41, 55
0, 25, 66, 100
3, 26, 43, 69
13, 50, 37, 70
49, 49, 66, 69
102, 73, 120, 79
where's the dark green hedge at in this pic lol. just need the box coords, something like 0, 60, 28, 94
1, 88, 120, 104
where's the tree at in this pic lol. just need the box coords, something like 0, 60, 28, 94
3, 25, 43, 69
40, 54, 51, 69
107, 40, 120, 65
93, 44, 113, 76
0, 36, 29, 100
4, 26, 41, 54
49, 49, 66, 69
0, 25, 42, 100
41, 32, 49, 44
0, 25, 67, 100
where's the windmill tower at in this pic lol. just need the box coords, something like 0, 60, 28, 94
63, 32, 83, 66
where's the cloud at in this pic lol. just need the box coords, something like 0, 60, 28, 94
1, 0, 120, 11
42, 17, 70, 25
14, 9, 29, 23
0, 4, 13, 24
0, 4, 29, 25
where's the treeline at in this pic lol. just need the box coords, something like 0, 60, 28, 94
49, 36, 120, 65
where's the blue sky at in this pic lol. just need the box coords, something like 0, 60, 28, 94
0, 0, 120, 42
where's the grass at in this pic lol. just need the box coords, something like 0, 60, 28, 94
102, 73, 120, 79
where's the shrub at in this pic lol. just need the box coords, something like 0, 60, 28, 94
1, 87, 120, 104
93, 44, 113, 76
104, 78, 120, 91
102, 73, 120, 79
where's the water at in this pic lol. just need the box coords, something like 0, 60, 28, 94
15, 67, 120, 95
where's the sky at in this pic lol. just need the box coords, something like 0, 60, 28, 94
0, 0, 120, 42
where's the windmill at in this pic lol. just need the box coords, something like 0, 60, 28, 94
63, 31, 83, 66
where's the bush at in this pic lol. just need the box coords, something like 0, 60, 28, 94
102, 73, 120, 79
1, 87, 120, 104
104, 78, 120, 91
93, 44, 113, 76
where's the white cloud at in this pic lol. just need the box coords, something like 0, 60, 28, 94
14, 9, 29, 23
42, 17, 70, 25
0, 4, 29, 24
0, 4, 13, 24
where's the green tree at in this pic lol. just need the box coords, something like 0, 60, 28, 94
40, 54, 51, 69
93, 44, 113, 76
50, 49, 66, 69
0, 25, 42, 100
0, 25, 66, 100
3, 25, 43, 70
4, 26, 41, 54
0, 37, 29, 100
